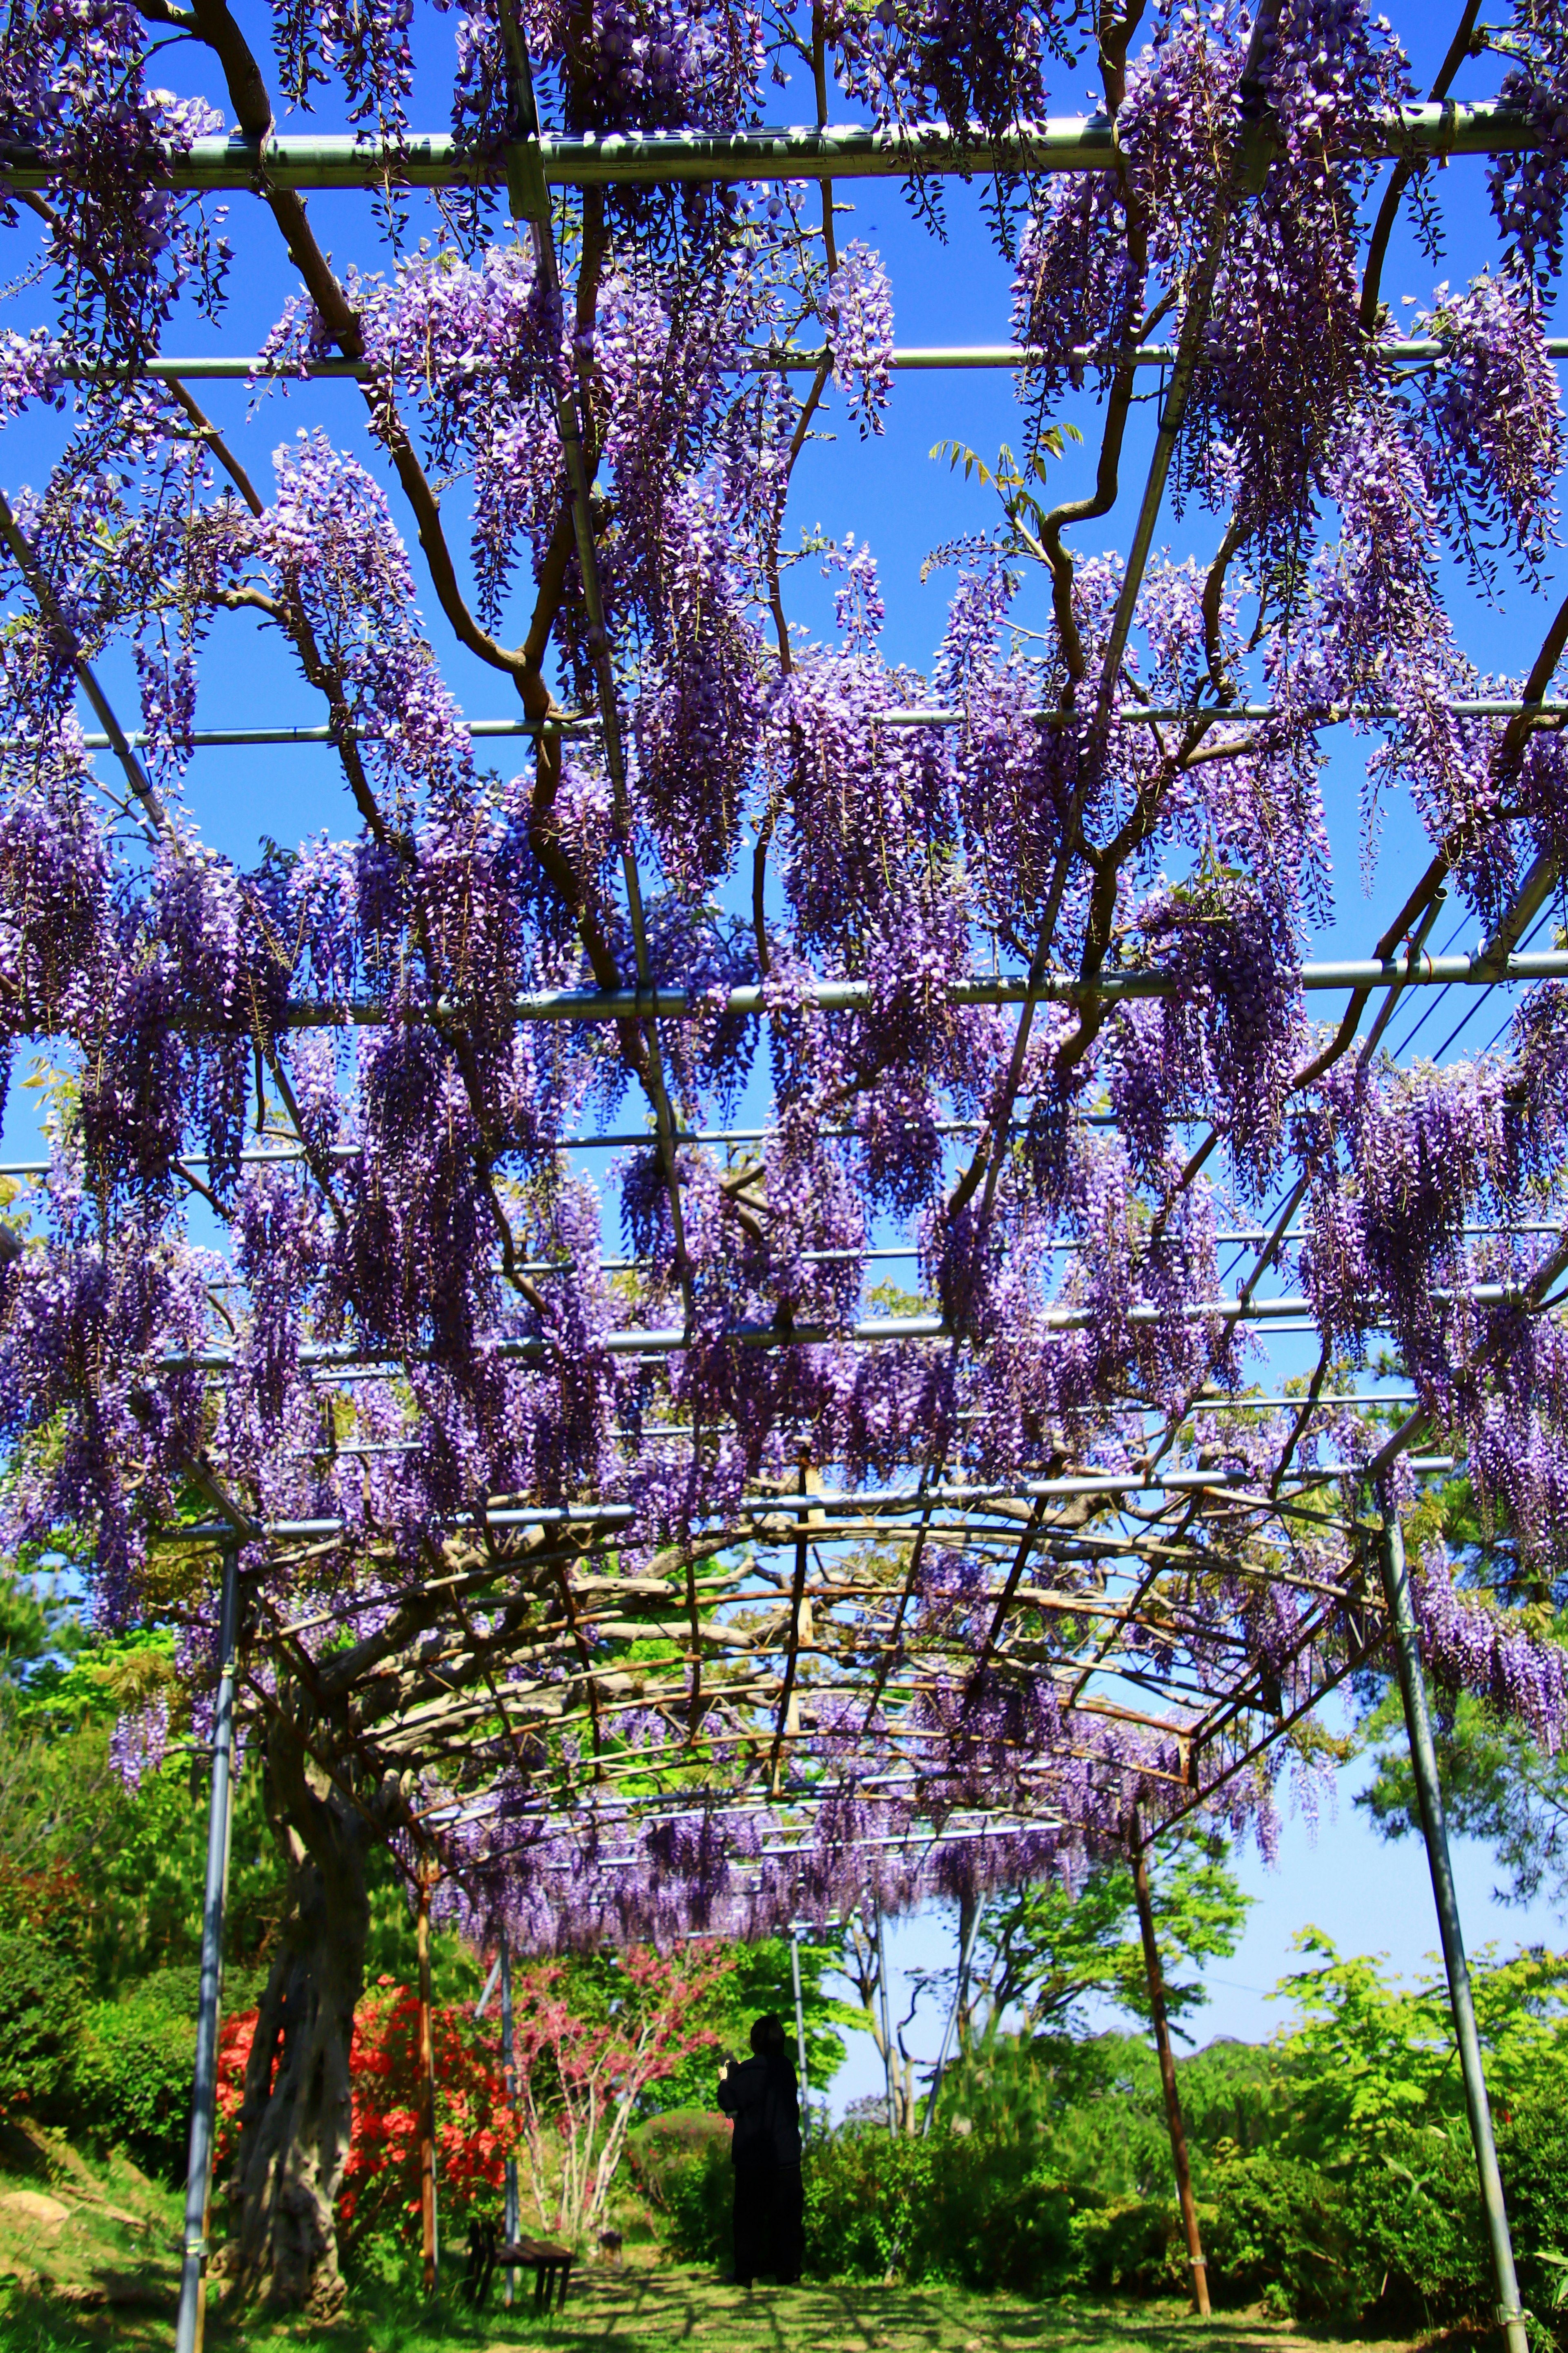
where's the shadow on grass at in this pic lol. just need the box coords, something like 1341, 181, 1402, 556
0, 2262, 1425, 2353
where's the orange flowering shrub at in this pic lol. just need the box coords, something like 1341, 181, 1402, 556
217, 1976, 514, 2250
216, 1945, 730, 2254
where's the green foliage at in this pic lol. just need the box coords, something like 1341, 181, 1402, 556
1497, 2094, 1568, 2337
627, 2111, 734, 2261
1359, 1680, 1568, 1913
0, 1645, 287, 2000
928, 433, 1085, 561
967, 1841, 1250, 2043
0, 1566, 80, 1689
1276, 1929, 1568, 2154
0, 1927, 81, 2114
935, 2030, 1277, 2202
1357, 1472, 1568, 1914
638, 1935, 853, 2117
363, 1850, 481, 2007
1204, 2147, 1363, 2323
1072, 2195, 1196, 2298
69, 1967, 264, 2184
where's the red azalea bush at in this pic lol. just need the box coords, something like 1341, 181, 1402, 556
216, 1943, 730, 2257
218, 1975, 513, 2253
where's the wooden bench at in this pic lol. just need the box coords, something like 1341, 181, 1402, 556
463, 2219, 574, 2312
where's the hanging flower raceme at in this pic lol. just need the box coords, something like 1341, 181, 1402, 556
1108, 869, 1306, 1196
1414, 1541, 1568, 1746
1418, 271, 1564, 587
822, 243, 895, 437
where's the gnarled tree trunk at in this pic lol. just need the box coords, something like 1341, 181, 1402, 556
218, 1713, 403, 2317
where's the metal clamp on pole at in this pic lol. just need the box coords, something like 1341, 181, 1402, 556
1376, 1504, 1529, 2353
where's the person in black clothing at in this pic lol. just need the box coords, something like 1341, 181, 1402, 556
715, 2012, 803, 2286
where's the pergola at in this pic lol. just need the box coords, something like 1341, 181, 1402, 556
0, 0, 1564, 2342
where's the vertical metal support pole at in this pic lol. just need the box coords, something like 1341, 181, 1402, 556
1130, 1815, 1211, 2317
418, 1872, 439, 2296
174, 1545, 240, 2353
790, 1927, 811, 2143
923, 1898, 985, 2137
1378, 1508, 1528, 2353
875, 1905, 898, 2136
500, 1929, 520, 2307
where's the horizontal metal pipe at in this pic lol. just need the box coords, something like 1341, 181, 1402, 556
159, 1451, 1459, 1545
267, 948, 1568, 1029
0, 1114, 1107, 1182
0, 102, 1536, 190
74, 337, 1568, 383
159, 1286, 1523, 1374
51, 698, 1567, 754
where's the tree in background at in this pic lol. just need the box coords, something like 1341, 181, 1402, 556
0, 1560, 289, 2153
505, 1944, 729, 2238
1275, 1931, 1568, 2152
962, 1839, 1252, 2050
815, 1844, 1251, 2136
645, 1932, 855, 2121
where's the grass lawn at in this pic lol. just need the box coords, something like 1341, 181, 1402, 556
0, 2132, 1433, 2353
0, 2255, 1440, 2353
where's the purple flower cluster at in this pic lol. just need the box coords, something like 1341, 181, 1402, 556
1489, 0, 1568, 287
1418, 272, 1564, 587
1414, 1545, 1568, 1752
822, 243, 895, 437
1109, 870, 1307, 1197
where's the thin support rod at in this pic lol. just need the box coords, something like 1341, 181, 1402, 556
923, 1897, 984, 2137
74, 335, 1568, 382
791, 1929, 811, 2144
1376, 1509, 1528, 2353
250, 944, 1568, 1033
418, 1873, 439, 2296
1130, 1813, 1211, 2318
500, 1929, 520, 2308
875, 1905, 899, 2137
173, 1544, 241, 2353
56, 694, 1568, 750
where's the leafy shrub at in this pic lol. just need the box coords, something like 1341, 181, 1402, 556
1204, 2148, 1365, 2323
71, 1967, 200, 2180
1074, 2193, 1199, 2296
626, 2110, 733, 2263
0, 1926, 82, 2114
1500, 2096, 1568, 2345
646, 2127, 733, 2264
946, 2166, 1080, 2293
803, 2127, 942, 2280
798, 2125, 1085, 2292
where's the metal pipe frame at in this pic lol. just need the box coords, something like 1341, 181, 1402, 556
499, 1932, 521, 2308
173, 1544, 241, 2353
131, 946, 1568, 1035
160, 1451, 1459, 1548
790, 1929, 811, 2144
0, 99, 1537, 191
49, 695, 1568, 750
71, 335, 1568, 381
149, 1276, 1525, 1373
922, 1898, 984, 2137
1376, 1508, 1528, 2353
